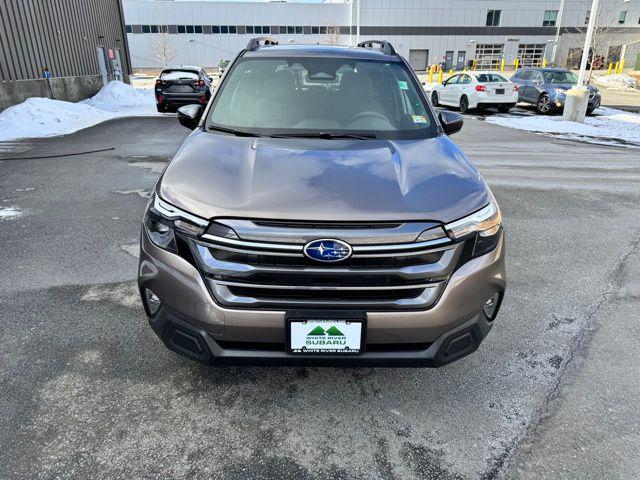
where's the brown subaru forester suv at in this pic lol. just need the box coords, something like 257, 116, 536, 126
138, 38, 506, 367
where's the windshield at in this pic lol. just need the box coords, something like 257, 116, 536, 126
543, 70, 578, 84
161, 70, 199, 80
206, 57, 436, 139
476, 73, 508, 83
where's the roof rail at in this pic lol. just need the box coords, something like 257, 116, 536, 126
246, 37, 279, 51
357, 40, 397, 56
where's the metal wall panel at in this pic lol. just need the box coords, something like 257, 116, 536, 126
0, 0, 131, 81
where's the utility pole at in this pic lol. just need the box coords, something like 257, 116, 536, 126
551, 0, 566, 64
349, 0, 353, 46
563, 0, 599, 122
356, 0, 361, 45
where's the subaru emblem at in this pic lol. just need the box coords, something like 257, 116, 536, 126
303, 239, 352, 263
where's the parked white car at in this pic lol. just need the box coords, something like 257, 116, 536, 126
430, 71, 519, 114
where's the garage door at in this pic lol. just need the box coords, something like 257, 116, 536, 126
408, 49, 429, 71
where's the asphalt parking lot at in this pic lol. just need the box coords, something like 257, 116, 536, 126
1, 115, 639, 479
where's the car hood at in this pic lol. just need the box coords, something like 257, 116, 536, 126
159, 131, 490, 223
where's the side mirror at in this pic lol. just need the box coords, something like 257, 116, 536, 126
439, 111, 463, 135
177, 104, 203, 130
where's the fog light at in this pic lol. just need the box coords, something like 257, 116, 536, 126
144, 289, 162, 315
483, 293, 501, 320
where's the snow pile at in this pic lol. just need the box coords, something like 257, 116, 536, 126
594, 73, 639, 91
0, 81, 157, 141
486, 107, 640, 148
82, 81, 156, 112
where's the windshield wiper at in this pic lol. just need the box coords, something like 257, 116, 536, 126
208, 125, 262, 137
269, 132, 377, 140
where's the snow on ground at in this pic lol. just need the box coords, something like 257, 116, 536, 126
0, 81, 158, 141
593, 73, 639, 92
0, 206, 26, 220
486, 107, 640, 148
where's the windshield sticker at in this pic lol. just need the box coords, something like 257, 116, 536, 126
412, 115, 428, 123
398, 80, 408, 90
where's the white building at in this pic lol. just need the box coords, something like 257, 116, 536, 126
123, 0, 640, 71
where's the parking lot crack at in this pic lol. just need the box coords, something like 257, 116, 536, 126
486, 226, 640, 479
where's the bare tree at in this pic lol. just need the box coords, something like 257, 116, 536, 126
151, 26, 175, 67
564, 4, 620, 72
326, 24, 342, 45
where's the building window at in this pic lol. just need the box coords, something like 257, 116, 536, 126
194, 25, 203, 34
141, 25, 150, 33
246, 26, 254, 34
619, 11, 627, 24
486, 10, 501, 27
229, 25, 237, 34
320, 26, 327, 34
203, 25, 212, 34
125, 25, 132, 34
212, 26, 220, 34
168, 25, 177, 34
262, 26, 270, 34
312, 26, 319, 34
287, 26, 294, 34
132, 25, 142, 34
254, 26, 262, 34
177, 25, 186, 34
295, 26, 303, 34
221, 25, 229, 34
543, 10, 558, 26
186, 25, 194, 34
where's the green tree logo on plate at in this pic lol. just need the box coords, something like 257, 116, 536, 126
326, 326, 344, 336
307, 326, 326, 336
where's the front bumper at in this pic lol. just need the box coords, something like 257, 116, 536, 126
552, 93, 601, 110
138, 229, 506, 367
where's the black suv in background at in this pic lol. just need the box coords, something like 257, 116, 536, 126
510, 67, 601, 115
155, 66, 212, 112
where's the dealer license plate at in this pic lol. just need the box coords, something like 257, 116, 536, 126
289, 319, 363, 354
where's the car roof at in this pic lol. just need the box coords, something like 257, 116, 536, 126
243, 44, 399, 61
163, 66, 201, 71
473, 71, 508, 75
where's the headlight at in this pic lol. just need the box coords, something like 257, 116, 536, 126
554, 88, 566, 95
444, 195, 502, 257
144, 194, 207, 252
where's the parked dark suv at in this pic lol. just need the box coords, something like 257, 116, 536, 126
510, 67, 601, 114
155, 66, 212, 112
138, 38, 506, 367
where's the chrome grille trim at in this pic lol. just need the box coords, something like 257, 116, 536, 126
199, 233, 452, 256
195, 244, 456, 280
214, 219, 443, 245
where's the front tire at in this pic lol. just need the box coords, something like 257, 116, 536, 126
536, 94, 552, 114
431, 91, 440, 107
459, 95, 470, 114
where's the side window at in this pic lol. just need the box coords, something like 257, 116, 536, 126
520, 70, 532, 81
531, 72, 543, 83
460, 75, 471, 84
446, 75, 459, 85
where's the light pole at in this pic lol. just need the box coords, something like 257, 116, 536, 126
563, 0, 599, 122
551, 0, 566, 64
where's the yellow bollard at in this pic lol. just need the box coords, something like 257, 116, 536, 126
473, 60, 477, 71
500, 58, 505, 71
449, 68, 453, 77
429, 67, 434, 84
619, 59, 625, 73
542, 58, 548, 67
514, 58, 519, 70
438, 68, 443, 83
614, 61, 619, 74
607, 62, 613, 75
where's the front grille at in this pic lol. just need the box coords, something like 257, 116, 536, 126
191, 220, 462, 310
